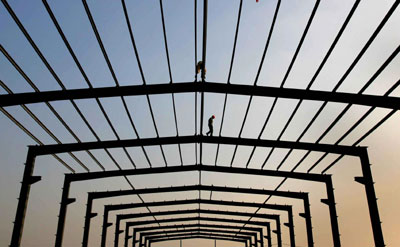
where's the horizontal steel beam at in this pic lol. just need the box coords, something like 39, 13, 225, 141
64, 163, 328, 183
145, 231, 251, 241
140, 228, 258, 239
90, 184, 307, 200
133, 223, 263, 234
1, 82, 398, 109
149, 234, 247, 244
118, 209, 279, 221
138, 229, 255, 247
32, 135, 361, 157
127, 216, 270, 227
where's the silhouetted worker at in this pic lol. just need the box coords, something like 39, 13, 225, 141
206, 115, 215, 136
196, 61, 206, 77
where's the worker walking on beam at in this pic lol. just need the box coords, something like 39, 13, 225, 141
206, 115, 215, 136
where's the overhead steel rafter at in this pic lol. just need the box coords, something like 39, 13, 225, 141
1, 81, 399, 110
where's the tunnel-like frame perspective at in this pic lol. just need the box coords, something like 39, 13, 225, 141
3, 0, 397, 246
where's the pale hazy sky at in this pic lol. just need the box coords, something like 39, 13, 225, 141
0, 0, 399, 246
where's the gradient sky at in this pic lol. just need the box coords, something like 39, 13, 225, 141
0, 0, 400, 246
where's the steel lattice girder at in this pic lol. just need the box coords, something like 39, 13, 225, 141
1, 82, 399, 110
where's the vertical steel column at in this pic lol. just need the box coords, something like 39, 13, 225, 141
132, 228, 136, 247
357, 148, 385, 247
284, 208, 296, 247
180, 239, 182, 247
82, 195, 96, 247
115, 217, 123, 247
259, 225, 264, 247
10, 148, 40, 247
272, 217, 282, 247
300, 195, 314, 247
101, 209, 112, 247
55, 177, 75, 247
322, 176, 341, 247
266, 223, 272, 247
124, 222, 131, 247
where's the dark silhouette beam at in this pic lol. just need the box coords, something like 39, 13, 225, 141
30, 135, 362, 160
137, 229, 256, 247
1, 82, 399, 110
149, 234, 247, 246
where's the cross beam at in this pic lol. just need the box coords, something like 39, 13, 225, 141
1, 82, 399, 110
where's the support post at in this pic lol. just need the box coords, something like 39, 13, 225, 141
124, 222, 131, 247
266, 223, 272, 247
82, 195, 96, 247
323, 176, 341, 247
301, 195, 314, 247
10, 148, 38, 247
132, 228, 136, 247
55, 177, 74, 247
273, 216, 282, 247
115, 217, 122, 247
359, 148, 385, 247
101, 209, 112, 247
286, 207, 296, 247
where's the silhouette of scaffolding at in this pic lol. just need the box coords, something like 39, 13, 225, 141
0, 0, 399, 246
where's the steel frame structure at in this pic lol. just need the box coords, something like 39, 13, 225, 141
81, 184, 310, 246
121, 205, 277, 247
136, 227, 260, 246
2, 0, 397, 246
142, 231, 252, 247
149, 235, 248, 247
56, 163, 334, 247
115, 209, 279, 247
9, 123, 383, 247
10, 136, 383, 247
126, 217, 268, 247
132, 224, 267, 247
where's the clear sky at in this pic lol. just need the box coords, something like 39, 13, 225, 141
0, 0, 400, 246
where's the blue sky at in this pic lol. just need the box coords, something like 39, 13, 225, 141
1, 0, 400, 246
